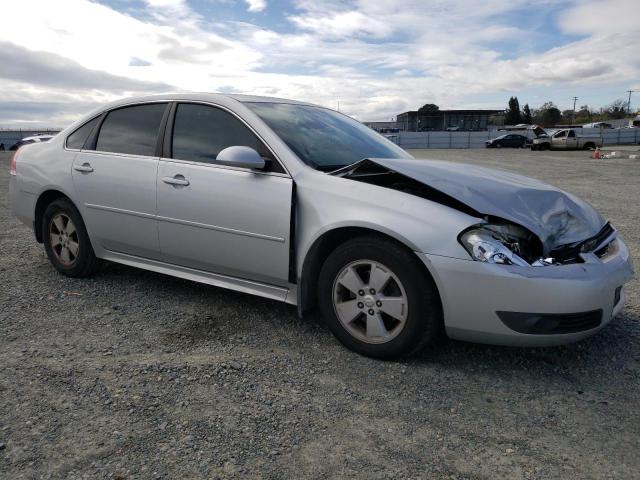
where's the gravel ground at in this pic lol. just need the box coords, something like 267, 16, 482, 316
1, 148, 639, 479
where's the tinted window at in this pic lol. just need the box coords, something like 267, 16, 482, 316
67, 116, 100, 150
171, 103, 281, 171
245, 102, 412, 170
96, 103, 166, 156
567, 130, 575, 137
554, 130, 567, 138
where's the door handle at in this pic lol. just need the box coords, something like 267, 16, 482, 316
73, 163, 94, 173
162, 175, 190, 186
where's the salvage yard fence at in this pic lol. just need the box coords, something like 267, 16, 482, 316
389, 127, 640, 149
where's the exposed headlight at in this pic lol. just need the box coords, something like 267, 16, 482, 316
459, 223, 543, 266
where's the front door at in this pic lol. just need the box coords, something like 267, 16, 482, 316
72, 103, 168, 259
156, 103, 293, 286
553, 130, 568, 149
566, 130, 578, 149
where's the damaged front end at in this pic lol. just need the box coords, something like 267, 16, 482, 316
458, 221, 617, 267
332, 158, 616, 267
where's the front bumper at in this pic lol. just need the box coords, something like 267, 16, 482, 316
419, 237, 634, 347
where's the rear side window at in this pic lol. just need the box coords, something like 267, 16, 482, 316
66, 116, 100, 150
96, 103, 166, 156
171, 103, 283, 172
568, 130, 575, 138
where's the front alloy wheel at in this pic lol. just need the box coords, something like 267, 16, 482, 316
318, 236, 442, 359
333, 260, 408, 344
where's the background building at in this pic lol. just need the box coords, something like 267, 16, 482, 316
396, 109, 503, 131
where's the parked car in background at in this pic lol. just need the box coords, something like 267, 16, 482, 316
9, 93, 633, 358
9, 134, 55, 151
531, 129, 602, 150
485, 134, 528, 148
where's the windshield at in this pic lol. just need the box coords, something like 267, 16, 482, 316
245, 102, 412, 170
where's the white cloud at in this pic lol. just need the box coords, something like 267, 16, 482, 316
245, 0, 267, 13
0, 0, 638, 125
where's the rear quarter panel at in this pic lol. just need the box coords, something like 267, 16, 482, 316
11, 137, 78, 228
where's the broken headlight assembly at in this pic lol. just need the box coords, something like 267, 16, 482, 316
459, 222, 548, 267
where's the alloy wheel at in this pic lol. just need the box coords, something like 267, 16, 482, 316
332, 260, 408, 344
49, 213, 79, 266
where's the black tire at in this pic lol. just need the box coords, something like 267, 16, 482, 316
43, 198, 99, 277
317, 236, 442, 359
583, 142, 595, 150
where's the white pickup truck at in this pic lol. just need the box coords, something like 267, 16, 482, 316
531, 128, 602, 151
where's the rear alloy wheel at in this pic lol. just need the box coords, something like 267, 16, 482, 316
43, 198, 99, 277
50, 213, 79, 266
318, 236, 442, 359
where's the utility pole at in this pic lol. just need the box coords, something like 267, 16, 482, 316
627, 90, 635, 114
572, 96, 578, 124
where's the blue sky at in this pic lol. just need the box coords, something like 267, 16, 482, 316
0, 0, 638, 126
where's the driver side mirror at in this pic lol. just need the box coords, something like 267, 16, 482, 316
215, 146, 265, 170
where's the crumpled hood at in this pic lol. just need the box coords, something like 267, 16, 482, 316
367, 158, 605, 253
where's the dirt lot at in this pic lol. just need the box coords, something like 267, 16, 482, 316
1, 147, 639, 479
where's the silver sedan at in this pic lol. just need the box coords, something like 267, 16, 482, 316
9, 93, 634, 358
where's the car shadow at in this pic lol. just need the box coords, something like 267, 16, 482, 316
408, 312, 639, 381
95, 261, 638, 377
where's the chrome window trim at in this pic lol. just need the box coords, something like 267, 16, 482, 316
168, 100, 291, 177
64, 113, 104, 151
158, 157, 290, 179
65, 99, 292, 178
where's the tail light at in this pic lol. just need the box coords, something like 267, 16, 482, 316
10, 150, 18, 176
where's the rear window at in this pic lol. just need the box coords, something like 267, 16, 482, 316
66, 116, 100, 150
96, 103, 166, 156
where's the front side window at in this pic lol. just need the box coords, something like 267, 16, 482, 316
171, 103, 281, 171
96, 103, 166, 156
554, 130, 567, 138
245, 102, 412, 170
67, 116, 100, 150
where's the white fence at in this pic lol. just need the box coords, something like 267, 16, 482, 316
391, 127, 640, 149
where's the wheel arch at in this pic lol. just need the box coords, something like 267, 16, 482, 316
34, 190, 74, 243
297, 225, 441, 317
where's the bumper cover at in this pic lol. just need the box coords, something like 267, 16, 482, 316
419, 237, 634, 347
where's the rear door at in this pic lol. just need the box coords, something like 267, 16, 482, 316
156, 102, 293, 286
71, 103, 168, 259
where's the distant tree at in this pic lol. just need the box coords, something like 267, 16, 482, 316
533, 101, 562, 126
522, 103, 532, 124
561, 109, 576, 123
575, 105, 592, 123
418, 103, 440, 112
605, 99, 629, 119
505, 96, 522, 125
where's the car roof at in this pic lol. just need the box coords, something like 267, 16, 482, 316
100, 92, 316, 111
